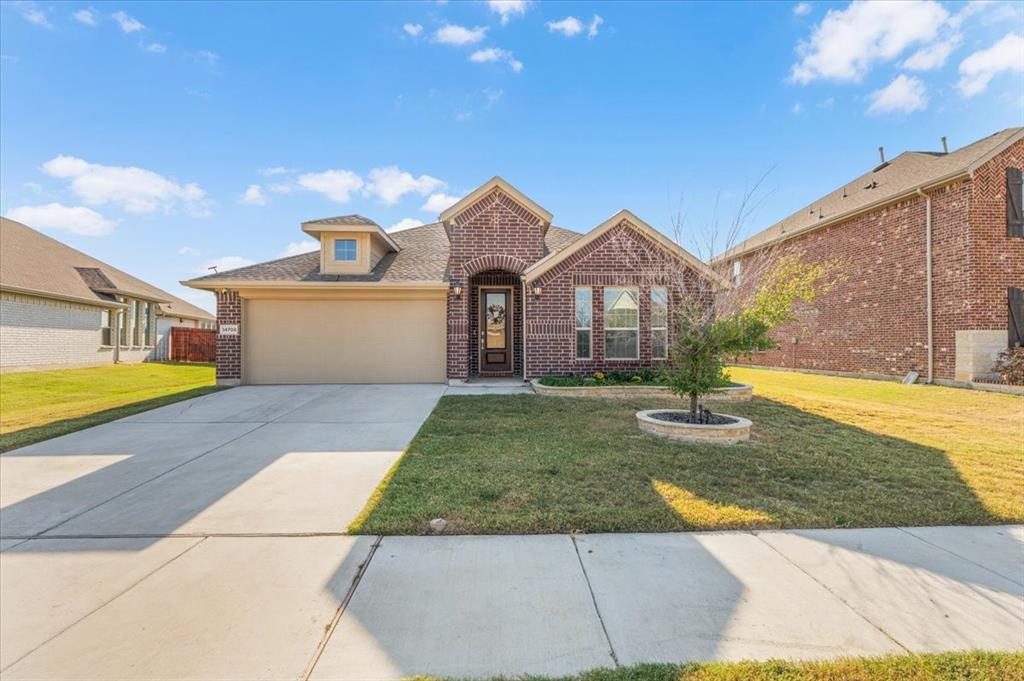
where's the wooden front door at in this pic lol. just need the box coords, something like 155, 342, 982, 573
479, 288, 512, 373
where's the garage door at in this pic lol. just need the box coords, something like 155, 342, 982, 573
244, 298, 446, 384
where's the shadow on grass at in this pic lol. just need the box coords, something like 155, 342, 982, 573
351, 394, 1007, 535
0, 386, 224, 453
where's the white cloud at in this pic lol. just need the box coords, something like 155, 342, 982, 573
587, 15, 603, 39
190, 50, 220, 66
866, 74, 928, 115
790, 0, 948, 83
957, 32, 1024, 97
388, 218, 425, 233
365, 166, 445, 204
421, 192, 462, 213
278, 240, 319, 257
112, 10, 144, 33
240, 184, 266, 205
403, 23, 423, 37
143, 42, 167, 54
547, 16, 583, 37
902, 36, 960, 70
203, 256, 254, 274
17, 3, 51, 27
73, 8, 97, 26
260, 166, 294, 176
793, 2, 811, 17
6, 203, 116, 236
297, 169, 364, 203
178, 246, 201, 256
267, 182, 294, 194
24, 181, 43, 193
792, 102, 803, 114
488, 0, 528, 24
41, 155, 208, 215
434, 24, 488, 46
469, 47, 523, 72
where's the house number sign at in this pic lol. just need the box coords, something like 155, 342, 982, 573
219, 324, 240, 336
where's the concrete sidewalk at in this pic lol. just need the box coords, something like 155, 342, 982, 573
3, 525, 1021, 680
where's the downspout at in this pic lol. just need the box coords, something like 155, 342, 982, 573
112, 307, 120, 364
917, 188, 933, 384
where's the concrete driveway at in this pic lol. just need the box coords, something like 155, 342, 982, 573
0, 384, 444, 677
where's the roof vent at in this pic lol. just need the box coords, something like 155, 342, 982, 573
878, 146, 885, 164
941, 136, 948, 154
864, 180, 879, 190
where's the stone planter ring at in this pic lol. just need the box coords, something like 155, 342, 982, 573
636, 409, 752, 445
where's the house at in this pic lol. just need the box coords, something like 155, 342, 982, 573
0, 217, 215, 371
184, 177, 721, 385
719, 127, 1024, 386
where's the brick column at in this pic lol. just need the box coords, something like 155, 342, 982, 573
446, 282, 468, 381
216, 290, 242, 386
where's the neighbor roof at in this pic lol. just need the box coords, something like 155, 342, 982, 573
719, 127, 1024, 261
0, 217, 214, 320
184, 222, 584, 288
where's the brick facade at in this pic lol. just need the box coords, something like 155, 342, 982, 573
215, 289, 242, 385
731, 140, 1024, 382
0, 291, 114, 370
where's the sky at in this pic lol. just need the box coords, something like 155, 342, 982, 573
1, 0, 1022, 313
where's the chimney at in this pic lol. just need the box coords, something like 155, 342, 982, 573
941, 136, 948, 154
878, 146, 886, 164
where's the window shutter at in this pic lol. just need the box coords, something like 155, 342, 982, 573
1010, 287, 1024, 347
1008, 168, 1024, 238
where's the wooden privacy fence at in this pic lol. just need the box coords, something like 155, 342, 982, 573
170, 327, 217, 363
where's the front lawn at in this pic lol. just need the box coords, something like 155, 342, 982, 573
351, 367, 1023, 534
424, 652, 1022, 681
0, 363, 220, 452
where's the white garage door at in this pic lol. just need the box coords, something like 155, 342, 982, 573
244, 298, 446, 384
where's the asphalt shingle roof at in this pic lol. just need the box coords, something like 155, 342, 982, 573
723, 127, 1024, 259
186, 222, 585, 284
303, 214, 379, 226
1, 217, 215, 320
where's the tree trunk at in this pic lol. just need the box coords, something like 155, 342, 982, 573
689, 393, 698, 420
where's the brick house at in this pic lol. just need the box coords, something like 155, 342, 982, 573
719, 127, 1024, 386
184, 177, 721, 385
0, 218, 215, 371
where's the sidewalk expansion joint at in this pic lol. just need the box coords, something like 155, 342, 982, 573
571, 533, 620, 668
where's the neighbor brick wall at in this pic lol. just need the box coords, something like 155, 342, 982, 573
526, 220, 704, 378
730, 138, 1024, 382
0, 291, 114, 370
445, 188, 547, 379
215, 290, 242, 384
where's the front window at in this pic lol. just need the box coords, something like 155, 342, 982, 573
575, 287, 592, 359
334, 238, 358, 262
732, 261, 742, 285
1008, 168, 1023, 238
651, 287, 668, 359
100, 309, 112, 346
129, 300, 139, 346
604, 287, 639, 360
141, 302, 151, 346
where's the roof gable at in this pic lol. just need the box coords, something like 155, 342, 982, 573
523, 209, 728, 288
439, 176, 553, 227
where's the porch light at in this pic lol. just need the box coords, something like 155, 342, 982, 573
532, 285, 542, 296
452, 285, 463, 297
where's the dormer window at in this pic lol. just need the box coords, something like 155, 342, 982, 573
334, 238, 358, 262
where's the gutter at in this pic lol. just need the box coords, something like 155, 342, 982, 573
916, 188, 934, 384
180, 279, 449, 291
0, 284, 128, 309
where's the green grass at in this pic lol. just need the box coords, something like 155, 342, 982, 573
351, 367, 1023, 535
411, 652, 1022, 681
0, 363, 220, 452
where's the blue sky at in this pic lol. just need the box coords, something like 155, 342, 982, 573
2, 0, 1022, 312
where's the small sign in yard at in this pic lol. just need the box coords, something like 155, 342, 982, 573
219, 323, 239, 336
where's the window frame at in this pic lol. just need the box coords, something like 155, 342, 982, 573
1008, 167, 1023, 238
651, 286, 669, 360
333, 238, 358, 262
603, 286, 640, 361
574, 286, 593, 360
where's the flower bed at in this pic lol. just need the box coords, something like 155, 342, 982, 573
636, 409, 751, 444
532, 374, 752, 401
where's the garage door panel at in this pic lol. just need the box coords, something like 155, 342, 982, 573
244, 299, 445, 384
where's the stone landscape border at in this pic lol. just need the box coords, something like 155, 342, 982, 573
636, 409, 752, 444
532, 379, 753, 402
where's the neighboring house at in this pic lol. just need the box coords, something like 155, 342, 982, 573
0, 218, 215, 371
719, 127, 1024, 386
184, 177, 720, 385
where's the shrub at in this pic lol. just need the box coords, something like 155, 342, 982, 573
993, 347, 1024, 385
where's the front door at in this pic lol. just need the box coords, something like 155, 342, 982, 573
479, 288, 512, 373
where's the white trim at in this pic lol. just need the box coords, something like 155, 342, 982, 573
0, 284, 128, 309
523, 209, 728, 289
439, 176, 553, 225
182, 279, 448, 291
